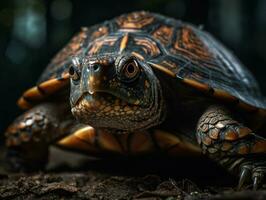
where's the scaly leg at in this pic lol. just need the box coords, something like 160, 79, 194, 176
196, 105, 266, 190
5, 102, 74, 171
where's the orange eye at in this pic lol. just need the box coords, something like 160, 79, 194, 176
123, 60, 139, 79
69, 65, 80, 81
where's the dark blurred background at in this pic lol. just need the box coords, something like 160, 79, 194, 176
1, 0, 266, 137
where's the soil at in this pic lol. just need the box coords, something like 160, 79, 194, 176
0, 147, 265, 200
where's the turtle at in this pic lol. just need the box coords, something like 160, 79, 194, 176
5, 11, 266, 189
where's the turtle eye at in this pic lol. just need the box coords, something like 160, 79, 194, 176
69, 65, 80, 81
122, 60, 140, 80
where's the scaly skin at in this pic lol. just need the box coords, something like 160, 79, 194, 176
196, 105, 266, 190
5, 102, 74, 171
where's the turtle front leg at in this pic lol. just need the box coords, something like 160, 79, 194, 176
196, 105, 266, 190
5, 102, 73, 171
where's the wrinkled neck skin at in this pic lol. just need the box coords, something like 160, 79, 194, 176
129, 72, 166, 132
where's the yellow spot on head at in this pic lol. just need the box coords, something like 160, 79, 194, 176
119, 33, 129, 53
134, 100, 140, 105
131, 52, 144, 60
89, 76, 94, 83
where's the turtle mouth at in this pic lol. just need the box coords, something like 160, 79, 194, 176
71, 92, 142, 130
75, 92, 131, 112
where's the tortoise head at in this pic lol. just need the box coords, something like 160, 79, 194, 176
69, 54, 165, 131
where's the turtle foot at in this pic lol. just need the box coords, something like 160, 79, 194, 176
237, 158, 266, 190
4, 109, 52, 172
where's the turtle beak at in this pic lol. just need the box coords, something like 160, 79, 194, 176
81, 64, 103, 95
87, 65, 97, 94
70, 62, 110, 107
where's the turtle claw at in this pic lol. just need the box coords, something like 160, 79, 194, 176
238, 166, 251, 190
252, 167, 265, 190
237, 160, 266, 190
253, 176, 260, 190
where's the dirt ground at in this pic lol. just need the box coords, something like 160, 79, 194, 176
0, 147, 265, 200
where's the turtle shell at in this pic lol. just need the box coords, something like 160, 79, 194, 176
18, 11, 266, 116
